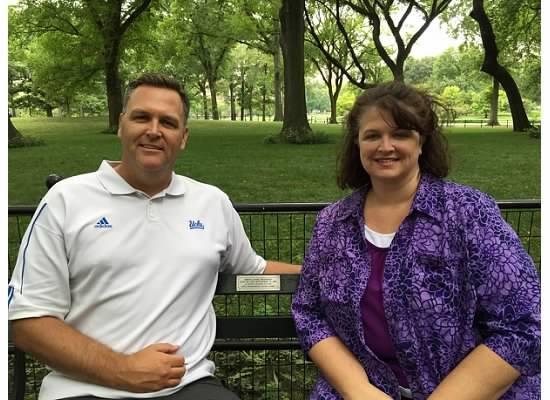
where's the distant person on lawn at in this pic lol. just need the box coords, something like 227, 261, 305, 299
292, 81, 540, 399
8, 72, 300, 400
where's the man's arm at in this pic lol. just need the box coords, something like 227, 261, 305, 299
428, 344, 518, 400
308, 337, 391, 400
13, 316, 185, 393
263, 260, 301, 274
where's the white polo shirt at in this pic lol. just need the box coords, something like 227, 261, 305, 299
8, 161, 267, 399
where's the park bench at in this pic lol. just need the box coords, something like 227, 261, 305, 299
7, 175, 541, 399
8, 273, 306, 400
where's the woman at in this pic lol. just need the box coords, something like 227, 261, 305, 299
291, 82, 540, 400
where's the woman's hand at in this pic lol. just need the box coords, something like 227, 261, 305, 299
344, 383, 393, 400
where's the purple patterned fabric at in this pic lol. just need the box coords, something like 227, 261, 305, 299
361, 242, 409, 388
291, 174, 540, 399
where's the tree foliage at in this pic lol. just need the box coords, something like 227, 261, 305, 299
7, 0, 540, 137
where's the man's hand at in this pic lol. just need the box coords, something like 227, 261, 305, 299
115, 343, 186, 392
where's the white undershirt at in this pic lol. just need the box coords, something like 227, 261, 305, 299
364, 224, 395, 248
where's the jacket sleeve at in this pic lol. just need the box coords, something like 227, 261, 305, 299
291, 213, 337, 353
466, 193, 540, 376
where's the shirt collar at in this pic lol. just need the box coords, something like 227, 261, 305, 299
96, 160, 186, 197
410, 173, 445, 222
335, 173, 446, 223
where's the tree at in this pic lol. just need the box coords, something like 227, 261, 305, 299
8, 116, 23, 143
278, 0, 313, 143
428, 47, 487, 93
307, 0, 451, 86
404, 56, 436, 87
470, 0, 532, 131
9, 4, 102, 117
83, 0, 153, 128
235, 0, 284, 121
11, 0, 153, 130
305, 2, 354, 123
443, 0, 540, 129
8, 114, 44, 148
169, 0, 235, 120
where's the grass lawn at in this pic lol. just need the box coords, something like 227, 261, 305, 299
8, 117, 540, 205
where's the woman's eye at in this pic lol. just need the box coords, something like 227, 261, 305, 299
394, 130, 412, 138
362, 133, 379, 141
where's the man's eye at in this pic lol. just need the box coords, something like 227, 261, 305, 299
163, 120, 177, 128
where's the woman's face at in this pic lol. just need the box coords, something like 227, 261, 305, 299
357, 106, 423, 185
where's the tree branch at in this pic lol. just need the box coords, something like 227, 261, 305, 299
121, 0, 152, 35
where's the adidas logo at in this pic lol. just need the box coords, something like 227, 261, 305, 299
189, 220, 205, 230
94, 217, 112, 228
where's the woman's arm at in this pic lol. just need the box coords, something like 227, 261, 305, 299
428, 344, 519, 400
430, 193, 541, 398
309, 336, 391, 400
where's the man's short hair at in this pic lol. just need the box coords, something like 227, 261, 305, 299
123, 73, 190, 122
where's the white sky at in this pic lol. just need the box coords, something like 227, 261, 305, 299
409, 20, 462, 58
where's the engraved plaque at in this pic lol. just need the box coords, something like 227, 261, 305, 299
236, 275, 281, 292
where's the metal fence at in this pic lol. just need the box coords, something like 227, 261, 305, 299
7, 200, 541, 400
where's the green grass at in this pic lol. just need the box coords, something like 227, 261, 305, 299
8, 117, 540, 205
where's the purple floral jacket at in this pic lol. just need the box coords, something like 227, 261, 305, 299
291, 174, 540, 399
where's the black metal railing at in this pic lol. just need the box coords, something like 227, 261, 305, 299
7, 200, 541, 400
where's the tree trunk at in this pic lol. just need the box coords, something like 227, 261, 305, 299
45, 104, 53, 118
272, 24, 284, 121
488, 78, 500, 126
278, 0, 312, 143
262, 86, 266, 122
229, 83, 237, 121
104, 42, 123, 130
8, 114, 23, 142
240, 71, 246, 121
198, 81, 209, 119
207, 77, 219, 120
329, 96, 337, 124
470, 0, 531, 131
248, 89, 253, 121
202, 89, 209, 120
64, 96, 71, 117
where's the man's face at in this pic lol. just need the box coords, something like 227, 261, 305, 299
117, 85, 188, 176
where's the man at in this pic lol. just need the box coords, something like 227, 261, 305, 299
8, 73, 300, 400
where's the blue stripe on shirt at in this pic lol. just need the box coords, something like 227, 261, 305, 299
20, 202, 48, 295
8, 285, 14, 306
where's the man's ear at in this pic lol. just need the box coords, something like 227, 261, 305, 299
180, 127, 189, 150
117, 113, 124, 137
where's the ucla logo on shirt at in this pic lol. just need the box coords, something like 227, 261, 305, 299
94, 217, 112, 229
189, 220, 205, 230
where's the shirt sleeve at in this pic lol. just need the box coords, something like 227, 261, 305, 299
8, 190, 71, 321
219, 195, 266, 274
466, 193, 540, 376
291, 214, 337, 353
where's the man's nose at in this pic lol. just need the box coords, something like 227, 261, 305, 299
146, 119, 161, 136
